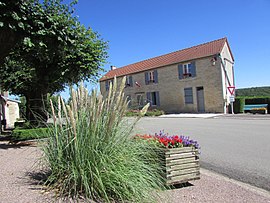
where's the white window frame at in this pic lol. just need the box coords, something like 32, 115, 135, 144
149, 71, 155, 82
183, 63, 192, 78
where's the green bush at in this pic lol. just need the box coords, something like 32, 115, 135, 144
233, 96, 270, 114
234, 97, 245, 113
126, 108, 165, 117
145, 109, 165, 116
12, 128, 49, 141
42, 78, 165, 202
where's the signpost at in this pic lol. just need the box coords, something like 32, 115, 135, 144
228, 86, 235, 114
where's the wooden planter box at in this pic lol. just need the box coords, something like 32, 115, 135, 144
164, 147, 200, 185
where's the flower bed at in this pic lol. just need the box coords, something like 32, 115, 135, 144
135, 131, 200, 185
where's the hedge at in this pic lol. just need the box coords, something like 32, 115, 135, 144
12, 128, 49, 141
233, 96, 270, 114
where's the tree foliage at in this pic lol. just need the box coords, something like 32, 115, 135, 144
236, 86, 270, 97
0, 0, 108, 122
0, 0, 33, 64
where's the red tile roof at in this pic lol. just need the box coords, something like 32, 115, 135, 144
100, 37, 233, 81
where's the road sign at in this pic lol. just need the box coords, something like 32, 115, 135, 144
230, 96, 235, 102
227, 86, 235, 95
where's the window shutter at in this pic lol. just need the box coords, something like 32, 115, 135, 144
178, 64, 183, 79
184, 87, 193, 104
191, 61, 196, 77
129, 76, 133, 87
154, 70, 158, 83
105, 81, 109, 91
156, 91, 160, 106
125, 76, 128, 86
146, 92, 151, 106
145, 72, 149, 85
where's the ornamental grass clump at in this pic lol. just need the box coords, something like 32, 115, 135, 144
42, 77, 165, 202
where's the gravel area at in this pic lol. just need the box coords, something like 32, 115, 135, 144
1, 140, 270, 203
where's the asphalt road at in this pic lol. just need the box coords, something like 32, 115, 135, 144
135, 115, 270, 191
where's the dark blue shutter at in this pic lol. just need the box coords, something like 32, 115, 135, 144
156, 91, 160, 106
146, 92, 151, 106
145, 72, 149, 85
129, 76, 133, 87
154, 70, 158, 83
105, 81, 109, 91
125, 76, 128, 86
178, 64, 183, 79
191, 61, 196, 77
184, 87, 193, 104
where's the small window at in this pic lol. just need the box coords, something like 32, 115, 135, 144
149, 71, 155, 82
145, 70, 158, 85
151, 92, 157, 105
146, 91, 160, 106
105, 80, 113, 91
178, 62, 196, 79
183, 63, 192, 78
136, 94, 144, 107
125, 75, 133, 87
184, 87, 193, 104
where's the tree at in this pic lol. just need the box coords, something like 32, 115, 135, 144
0, 0, 30, 65
0, 0, 108, 123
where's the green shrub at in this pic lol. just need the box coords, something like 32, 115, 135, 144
42, 78, 165, 202
12, 128, 49, 141
234, 97, 245, 113
145, 109, 165, 116
126, 108, 165, 117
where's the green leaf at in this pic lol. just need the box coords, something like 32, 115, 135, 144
23, 37, 34, 47
39, 42, 47, 47
0, 22, 3, 27
11, 12, 21, 21
18, 22, 25, 29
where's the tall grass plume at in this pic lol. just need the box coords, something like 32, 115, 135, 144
42, 77, 165, 202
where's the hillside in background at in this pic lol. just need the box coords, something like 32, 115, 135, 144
236, 86, 270, 97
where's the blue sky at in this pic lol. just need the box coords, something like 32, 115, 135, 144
61, 0, 270, 98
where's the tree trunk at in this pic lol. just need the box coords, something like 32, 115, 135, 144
25, 92, 48, 126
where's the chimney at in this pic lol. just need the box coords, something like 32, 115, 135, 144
111, 65, 117, 70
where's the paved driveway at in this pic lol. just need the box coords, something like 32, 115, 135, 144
135, 115, 270, 191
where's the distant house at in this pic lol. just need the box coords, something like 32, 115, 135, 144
0, 91, 20, 132
100, 37, 235, 114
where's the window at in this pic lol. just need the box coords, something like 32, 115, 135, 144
183, 63, 192, 78
146, 91, 160, 106
145, 70, 158, 85
149, 71, 155, 82
105, 80, 113, 91
184, 87, 193, 104
178, 61, 196, 79
125, 75, 133, 87
136, 94, 144, 107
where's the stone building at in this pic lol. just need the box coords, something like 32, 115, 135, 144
0, 91, 20, 131
100, 37, 235, 113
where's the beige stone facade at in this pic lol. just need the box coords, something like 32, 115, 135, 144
100, 39, 235, 114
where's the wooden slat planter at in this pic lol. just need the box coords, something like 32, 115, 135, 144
164, 147, 200, 185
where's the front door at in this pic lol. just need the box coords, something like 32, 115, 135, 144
197, 87, 205, 113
